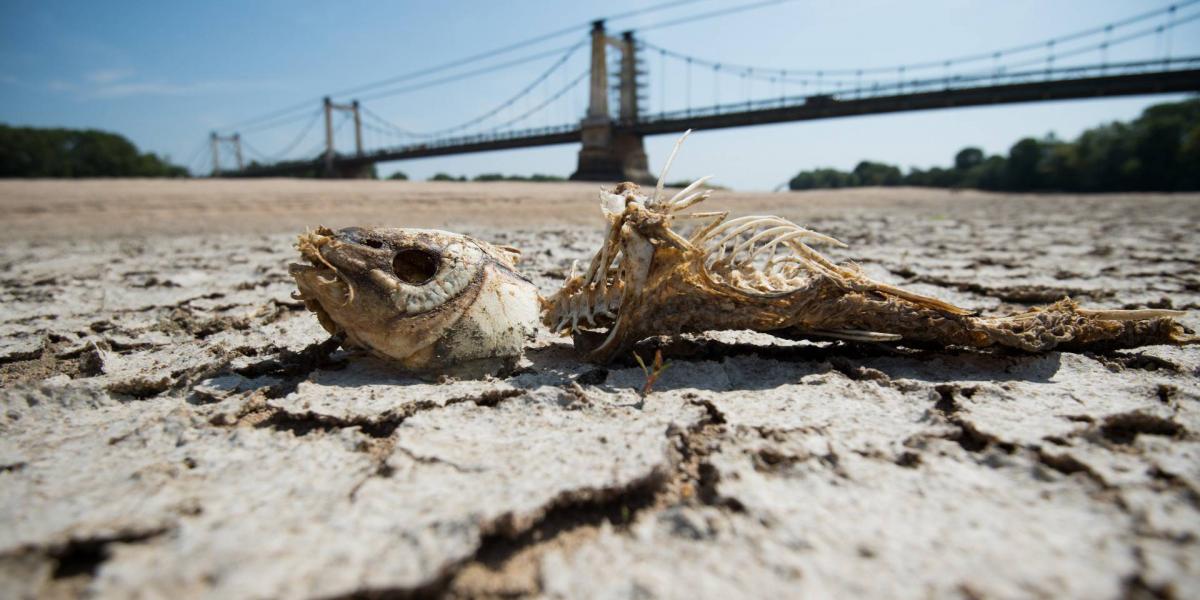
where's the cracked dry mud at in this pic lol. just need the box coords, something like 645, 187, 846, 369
1, 181, 1199, 599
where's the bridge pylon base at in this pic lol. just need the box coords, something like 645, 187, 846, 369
570, 125, 654, 185
325, 163, 375, 179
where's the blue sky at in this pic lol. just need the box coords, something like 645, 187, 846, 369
2, 0, 1197, 189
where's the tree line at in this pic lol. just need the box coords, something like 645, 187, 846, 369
0, 125, 187, 178
422, 172, 565, 182
789, 97, 1200, 192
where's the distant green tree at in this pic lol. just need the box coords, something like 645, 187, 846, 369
785, 98, 1200, 193
1129, 99, 1200, 190
429, 172, 463, 181
0, 124, 187, 177
1073, 122, 1131, 191
954, 147, 984, 171
387, 171, 408, 180
1005, 138, 1044, 191
962, 155, 1007, 190
904, 166, 959, 188
788, 168, 859, 190
1179, 115, 1200, 190
852, 161, 902, 186
1038, 141, 1077, 191
462, 173, 567, 182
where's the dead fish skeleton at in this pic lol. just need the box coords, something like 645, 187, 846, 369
542, 131, 1193, 362
291, 132, 1194, 372
289, 226, 539, 374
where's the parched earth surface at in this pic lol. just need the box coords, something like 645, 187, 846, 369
1, 180, 1198, 599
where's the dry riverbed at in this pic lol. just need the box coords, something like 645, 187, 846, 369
1, 180, 1198, 598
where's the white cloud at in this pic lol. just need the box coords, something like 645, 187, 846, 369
86, 68, 136, 84
35, 71, 280, 99
87, 78, 276, 99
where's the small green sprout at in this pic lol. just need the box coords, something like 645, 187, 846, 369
633, 349, 671, 396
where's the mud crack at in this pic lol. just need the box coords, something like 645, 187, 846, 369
669, 396, 746, 512
0, 526, 172, 598
928, 385, 1013, 454
233, 336, 346, 397
257, 410, 403, 439
338, 469, 669, 600
1098, 412, 1185, 445
358, 392, 741, 599
47, 528, 168, 580
1087, 352, 1182, 374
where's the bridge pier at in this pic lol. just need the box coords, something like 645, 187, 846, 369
572, 124, 651, 183
332, 163, 375, 179
570, 21, 653, 184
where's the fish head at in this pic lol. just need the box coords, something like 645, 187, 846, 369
289, 226, 539, 374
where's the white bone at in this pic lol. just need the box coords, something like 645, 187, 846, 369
809, 329, 903, 342
600, 191, 625, 216
671, 190, 712, 212
653, 129, 693, 206
668, 175, 713, 207
728, 225, 797, 264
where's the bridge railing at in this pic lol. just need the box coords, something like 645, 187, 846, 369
346, 122, 582, 163
635, 56, 1200, 125
229, 121, 584, 174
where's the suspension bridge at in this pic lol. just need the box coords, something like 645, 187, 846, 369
200, 1, 1200, 182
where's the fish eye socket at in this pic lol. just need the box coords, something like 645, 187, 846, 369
392, 248, 438, 285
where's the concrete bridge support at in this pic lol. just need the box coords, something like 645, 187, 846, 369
571, 21, 653, 184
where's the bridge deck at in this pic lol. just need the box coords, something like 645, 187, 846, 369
232, 68, 1200, 177
633, 69, 1200, 135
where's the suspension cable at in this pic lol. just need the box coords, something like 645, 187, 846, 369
641, 1, 1197, 77
243, 108, 325, 162
638, 0, 797, 33
484, 70, 589, 133
238, 106, 323, 135
969, 9, 1200, 76
355, 40, 583, 103
638, 3, 1200, 95
182, 138, 210, 175
360, 39, 586, 138
240, 139, 269, 162
214, 0, 713, 133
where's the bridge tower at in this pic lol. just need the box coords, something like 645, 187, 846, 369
323, 97, 372, 178
209, 132, 244, 176
570, 21, 653, 184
